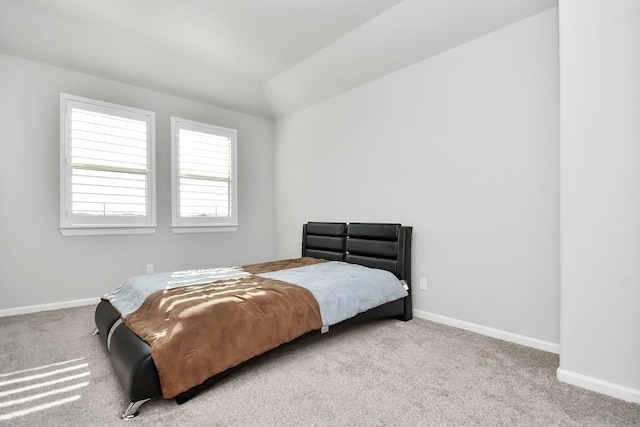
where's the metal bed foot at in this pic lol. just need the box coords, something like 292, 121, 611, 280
91, 327, 99, 336
120, 398, 151, 420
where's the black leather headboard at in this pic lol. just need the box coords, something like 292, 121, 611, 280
302, 222, 412, 284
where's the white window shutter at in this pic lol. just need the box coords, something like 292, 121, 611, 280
60, 94, 156, 235
70, 108, 149, 217
171, 118, 238, 231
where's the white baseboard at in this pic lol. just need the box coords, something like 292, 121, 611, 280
413, 308, 561, 354
0, 297, 100, 318
557, 368, 640, 404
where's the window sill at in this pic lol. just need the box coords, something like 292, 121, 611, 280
172, 225, 238, 234
59, 226, 157, 236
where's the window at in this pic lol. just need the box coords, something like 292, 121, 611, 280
171, 117, 238, 232
60, 94, 156, 235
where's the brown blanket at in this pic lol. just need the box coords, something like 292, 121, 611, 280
122, 257, 326, 399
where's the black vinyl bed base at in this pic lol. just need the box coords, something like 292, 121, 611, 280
94, 222, 412, 419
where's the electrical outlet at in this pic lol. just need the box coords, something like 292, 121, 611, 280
419, 277, 428, 291
146, 264, 154, 274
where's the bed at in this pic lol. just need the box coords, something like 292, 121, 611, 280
93, 222, 413, 419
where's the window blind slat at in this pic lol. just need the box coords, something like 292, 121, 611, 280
72, 138, 147, 157
73, 151, 147, 169
179, 165, 229, 176
73, 174, 146, 189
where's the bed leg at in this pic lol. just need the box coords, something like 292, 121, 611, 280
91, 327, 100, 336
120, 398, 151, 420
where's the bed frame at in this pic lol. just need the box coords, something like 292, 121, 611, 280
93, 222, 412, 419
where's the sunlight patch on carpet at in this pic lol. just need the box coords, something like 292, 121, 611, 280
0, 358, 90, 421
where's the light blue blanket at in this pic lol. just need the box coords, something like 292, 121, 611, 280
256, 261, 407, 325
106, 261, 408, 326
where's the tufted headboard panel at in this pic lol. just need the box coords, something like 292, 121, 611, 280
345, 223, 411, 283
301, 222, 347, 261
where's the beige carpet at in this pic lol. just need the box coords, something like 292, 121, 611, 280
0, 305, 638, 426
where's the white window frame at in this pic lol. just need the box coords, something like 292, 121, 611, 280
171, 117, 238, 233
59, 94, 156, 236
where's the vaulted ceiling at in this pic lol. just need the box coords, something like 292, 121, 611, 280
0, 0, 556, 118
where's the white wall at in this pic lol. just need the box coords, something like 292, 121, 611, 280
558, 0, 640, 402
0, 54, 276, 312
274, 10, 559, 345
